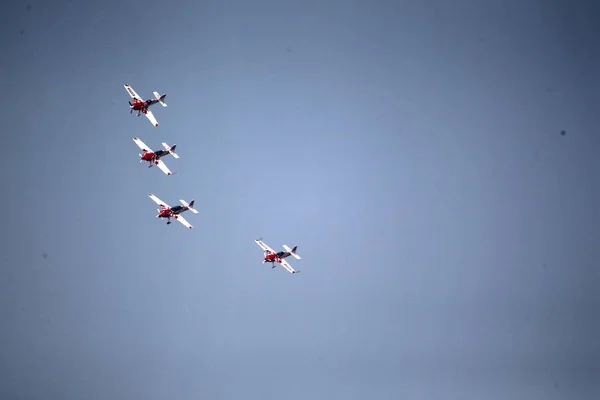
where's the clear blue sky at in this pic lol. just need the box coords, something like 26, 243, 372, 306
1, 1, 598, 399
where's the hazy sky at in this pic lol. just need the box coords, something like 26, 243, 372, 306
1, 1, 598, 399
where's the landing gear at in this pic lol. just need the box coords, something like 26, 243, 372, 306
167, 221, 171, 225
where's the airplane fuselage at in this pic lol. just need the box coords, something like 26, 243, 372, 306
158, 208, 172, 218
158, 205, 188, 219
170, 205, 187, 214
131, 98, 158, 112
264, 250, 288, 263
141, 149, 169, 162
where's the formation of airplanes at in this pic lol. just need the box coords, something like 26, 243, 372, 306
124, 84, 303, 274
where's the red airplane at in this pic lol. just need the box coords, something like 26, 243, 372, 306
148, 193, 198, 229
132, 137, 178, 175
124, 84, 167, 127
254, 238, 301, 274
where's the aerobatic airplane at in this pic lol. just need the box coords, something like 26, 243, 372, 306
148, 193, 198, 229
254, 238, 301, 274
132, 137, 178, 175
124, 84, 167, 127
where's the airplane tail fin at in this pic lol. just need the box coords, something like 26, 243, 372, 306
161, 142, 179, 159
179, 199, 199, 214
283, 244, 301, 260
153, 91, 167, 107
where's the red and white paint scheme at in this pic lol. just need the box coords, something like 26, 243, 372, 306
254, 238, 301, 274
124, 84, 167, 127
148, 193, 198, 229
132, 137, 179, 175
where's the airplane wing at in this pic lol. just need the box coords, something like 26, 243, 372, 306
124, 84, 143, 101
132, 137, 152, 152
279, 258, 297, 274
144, 109, 159, 127
255, 238, 276, 254
155, 159, 173, 175
174, 214, 193, 229
148, 193, 170, 209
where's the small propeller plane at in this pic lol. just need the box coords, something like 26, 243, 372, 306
124, 84, 167, 127
132, 137, 178, 176
254, 238, 301, 274
148, 193, 198, 229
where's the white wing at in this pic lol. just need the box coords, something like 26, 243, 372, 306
255, 238, 276, 254
124, 84, 143, 101
174, 214, 193, 229
279, 258, 297, 274
155, 159, 172, 175
144, 109, 159, 127
132, 137, 152, 152
148, 193, 170, 209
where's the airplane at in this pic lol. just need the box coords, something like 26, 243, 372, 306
132, 137, 179, 176
148, 193, 198, 229
124, 84, 167, 127
254, 238, 301, 274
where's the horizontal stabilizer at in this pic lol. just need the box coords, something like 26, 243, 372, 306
162, 142, 179, 158
153, 91, 167, 107
179, 199, 199, 214
282, 244, 301, 260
